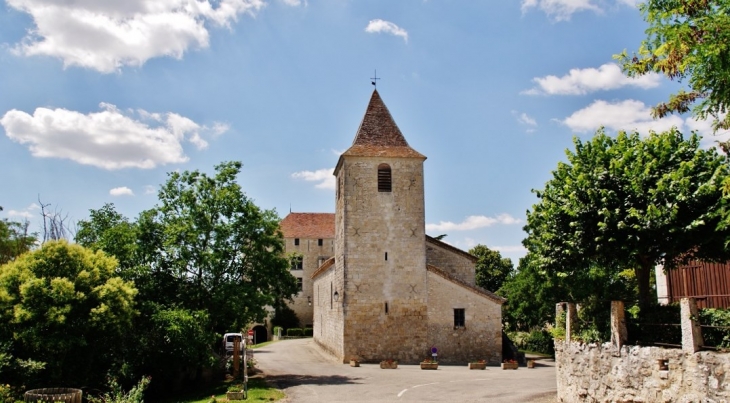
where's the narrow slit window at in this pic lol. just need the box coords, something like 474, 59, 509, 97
296, 278, 303, 291
385, 302, 389, 314
378, 164, 392, 192
385, 252, 388, 261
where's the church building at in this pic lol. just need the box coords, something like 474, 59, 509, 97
282, 90, 504, 364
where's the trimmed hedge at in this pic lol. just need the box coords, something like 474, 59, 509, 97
304, 327, 313, 337
286, 328, 303, 337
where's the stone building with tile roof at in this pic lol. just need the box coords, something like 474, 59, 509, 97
284, 90, 504, 364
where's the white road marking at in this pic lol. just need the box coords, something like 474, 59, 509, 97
397, 382, 441, 398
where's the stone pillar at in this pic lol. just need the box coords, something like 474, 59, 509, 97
680, 297, 703, 353
565, 303, 577, 342
610, 301, 627, 349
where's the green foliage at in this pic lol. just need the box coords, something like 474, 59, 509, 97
627, 303, 682, 346
521, 329, 555, 356
616, 0, 730, 131
141, 161, 298, 332
0, 207, 36, 265
271, 304, 300, 332
0, 241, 137, 387
524, 128, 730, 311
303, 327, 313, 337
76, 203, 139, 272
88, 376, 151, 403
469, 244, 514, 292
699, 308, 730, 350
286, 328, 303, 337
272, 326, 283, 336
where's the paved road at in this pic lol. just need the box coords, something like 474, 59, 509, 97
253, 339, 557, 403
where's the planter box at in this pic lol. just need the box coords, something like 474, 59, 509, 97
527, 360, 535, 369
502, 362, 518, 370
469, 362, 487, 370
350, 360, 360, 367
380, 361, 398, 369
226, 391, 245, 400
420, 362, 438, 370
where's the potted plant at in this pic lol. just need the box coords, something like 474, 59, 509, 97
469, 359, 487, 370
527, 359, 536, 369
420, 358, 438, 370
350, 356, 360, 367
502, 359, 518, 370
380, 359, 398, 369
226, 384, 245, 400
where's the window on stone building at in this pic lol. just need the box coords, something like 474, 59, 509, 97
294, 238, 300, 246
378, 164, 392, 192
290, 255, 303, 270
296, 278, 303, 292
454, 308, 465, 329
385, 252, 388, 261
318, 238, 323, 246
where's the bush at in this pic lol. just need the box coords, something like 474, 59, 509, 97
523, 329, 555, 356
699, 308, 730, 350
273, 326, 283, 337
286, 328, 303, 337
303, 328, 313, 337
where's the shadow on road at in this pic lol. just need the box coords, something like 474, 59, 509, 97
266, 374, 363, 388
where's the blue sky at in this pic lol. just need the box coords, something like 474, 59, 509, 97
0, 0, 720, 263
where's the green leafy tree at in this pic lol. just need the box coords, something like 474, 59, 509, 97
0, 206, 36, 265
524, 128, 730, 312
76, 203, 139, 271
616, 0, 730, 131
469, 244, 514, 292
0, 240, 137, 387
142, 161, 297, 333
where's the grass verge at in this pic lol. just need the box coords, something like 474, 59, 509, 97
249, 340, 278, 349
163, 377, 284, 403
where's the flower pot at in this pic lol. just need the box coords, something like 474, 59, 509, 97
227, 391, 245, 400
527, 360, 535, 368
469, 362, 487, 370
380, 361, 398, 369
420, 362, 438, 370
350, 360, 360, 367
502, 362, 518, 370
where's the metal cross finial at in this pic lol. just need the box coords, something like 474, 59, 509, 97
371, 70, 380, 88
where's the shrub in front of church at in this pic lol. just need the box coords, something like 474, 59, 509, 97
304, 328, 313, 337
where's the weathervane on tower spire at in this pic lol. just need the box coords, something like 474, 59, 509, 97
370, 70, 380, 88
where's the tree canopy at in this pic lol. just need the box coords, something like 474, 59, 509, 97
469, 244, 514, 292
616, 0, 730, 131
0, 206, 36, 265
0, 241, 137, 387
524, 128, 730, 310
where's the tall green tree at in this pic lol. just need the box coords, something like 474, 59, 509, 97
0, 241, 137, 387
0, 206, 36, 265
469, 244, 514, 292
524, 128, 730, 311
76, 203, 139, 271
616, 0, 730, 131
142, 161, 297, 333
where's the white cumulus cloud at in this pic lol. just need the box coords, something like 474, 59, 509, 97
521, 0, 636, 21
1, 102, 228, 170
426, 214, 522, 232
6, 0, 265, 73
524, 63, 661, 95
280, 0, 306, 5
5, 203, 40, 219
144, 185, 157, 195
110, 187, 134, 196
365, 19, 408, 43
292, 168, 335, 189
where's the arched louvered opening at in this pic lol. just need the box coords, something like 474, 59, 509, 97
378, 164, 392, 192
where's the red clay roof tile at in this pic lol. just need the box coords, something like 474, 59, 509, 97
280, 213, 335, 239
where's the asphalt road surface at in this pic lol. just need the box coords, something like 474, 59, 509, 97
254, 339, 557, 403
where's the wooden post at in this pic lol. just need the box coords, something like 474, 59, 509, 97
680, 297, 703, 353
233, 337, 240, 378
610, 301, 627, 349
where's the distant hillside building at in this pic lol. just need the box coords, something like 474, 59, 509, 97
283, 90, 504, 364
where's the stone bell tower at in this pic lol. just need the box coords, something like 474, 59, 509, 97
332, 89, 429, 363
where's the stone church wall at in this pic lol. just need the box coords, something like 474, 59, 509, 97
426, 271, 502, 364
426, 240, 476, 286
312, 265, 344, 360
285, 237, 334, 327
555, 340, 730, 403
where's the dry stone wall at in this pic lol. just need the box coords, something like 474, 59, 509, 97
555, 340, 730, 403
312, 265, 344, 359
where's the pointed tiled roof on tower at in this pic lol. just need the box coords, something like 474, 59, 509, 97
341, 89, 425, 159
